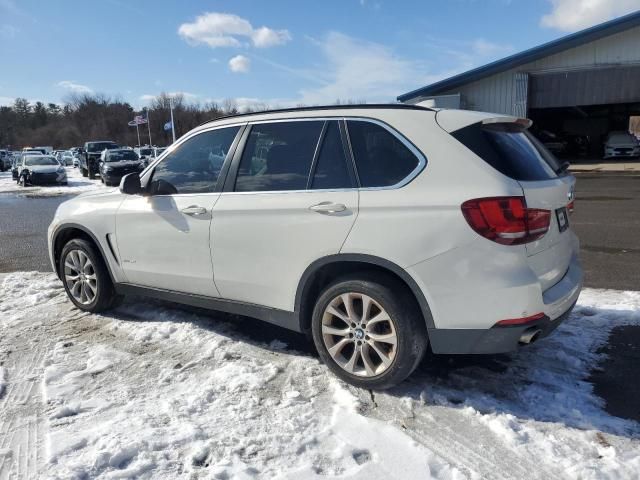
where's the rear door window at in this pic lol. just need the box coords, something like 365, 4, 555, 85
346, 120, 420, 188
311, 121, 355, 190
452, 123, 560, 181
235, 121, 324, 192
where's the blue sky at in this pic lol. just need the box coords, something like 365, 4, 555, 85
1, 0, 638, 110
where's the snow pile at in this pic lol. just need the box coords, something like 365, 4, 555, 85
0, 271, 638, 479
0, 167, 106, 197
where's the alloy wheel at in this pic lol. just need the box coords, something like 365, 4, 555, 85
64, 249, 98, 305
321, 292, 398, 377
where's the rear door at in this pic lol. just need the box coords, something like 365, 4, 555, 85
211, 119, 358, 311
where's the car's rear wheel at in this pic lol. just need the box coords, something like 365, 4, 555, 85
311, 274, 427, 389
81, 167, 88, 177
60, 238, 120, 312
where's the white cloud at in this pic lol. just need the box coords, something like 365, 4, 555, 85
541, 0, 640, 32
471, 38, 513, 57
228, 55, 250, 73
0, 24, 18, 38
139, 91, 199, 104
178, 12, 291, 49
56, 80, 93, 94
0, 96, 15, 106
251, 26, 291, 48
297, 32, 424, 104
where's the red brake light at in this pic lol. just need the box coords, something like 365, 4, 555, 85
461, 197, 550, 245
567, 200, 574, 214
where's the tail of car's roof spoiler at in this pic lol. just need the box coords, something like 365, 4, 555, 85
435, 109, 532, 133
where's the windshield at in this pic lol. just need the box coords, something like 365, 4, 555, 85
608, 132, 636, 142
107, 150, 139, 162
139, 148, 153, 156
25, 157, 59, 166
88, 142, 118, 152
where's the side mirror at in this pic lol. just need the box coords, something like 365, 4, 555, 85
120, 172, 142, 195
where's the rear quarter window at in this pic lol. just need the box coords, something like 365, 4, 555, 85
346, 120, 421, 188
452, 122, 560, 181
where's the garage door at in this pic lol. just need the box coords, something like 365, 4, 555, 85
529, 65, 640, 108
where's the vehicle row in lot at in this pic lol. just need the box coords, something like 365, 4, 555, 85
48, 104, 582, 389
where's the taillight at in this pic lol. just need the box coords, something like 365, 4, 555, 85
567, 200, 574, 214
461, 197, 550, 245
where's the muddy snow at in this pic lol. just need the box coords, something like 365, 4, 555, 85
0, 272, 638, 479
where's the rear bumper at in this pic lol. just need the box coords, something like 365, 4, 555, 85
427, 302, 576, 354
425, 253, 583, 354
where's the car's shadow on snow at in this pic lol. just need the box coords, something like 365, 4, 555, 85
111, 298, 640, 438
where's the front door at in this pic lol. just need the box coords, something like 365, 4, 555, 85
115, 125, 242, 297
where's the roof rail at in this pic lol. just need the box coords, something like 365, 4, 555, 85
195, 103, 432, 129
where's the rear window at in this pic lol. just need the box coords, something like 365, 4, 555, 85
88, 142, 118, 152
452, 122, 560, 181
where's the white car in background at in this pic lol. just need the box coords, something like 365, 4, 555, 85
48, 105, 582, 389
604, 131, 640, 158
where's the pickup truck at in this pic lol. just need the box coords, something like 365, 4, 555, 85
82, 141, 119, 178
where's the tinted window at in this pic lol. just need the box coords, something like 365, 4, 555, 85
235, 121, 323, 192
25, 156, 58, 166
149, 126, 239, 195
311, 122, 354, 189
347, 120, 420, 188
452, 123, 558, 181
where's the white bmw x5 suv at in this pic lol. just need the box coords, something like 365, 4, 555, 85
48, 105, 582, 389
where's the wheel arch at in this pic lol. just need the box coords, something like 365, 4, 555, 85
52, 223, 117, 284
295, 254, 435, 333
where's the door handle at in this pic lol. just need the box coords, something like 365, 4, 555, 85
309, 202, 347, 214
181, 205, 207, 216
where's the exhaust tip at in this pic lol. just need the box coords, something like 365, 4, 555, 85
519, 328, 542, 345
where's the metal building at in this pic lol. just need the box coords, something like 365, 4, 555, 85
398, 11, 640, 159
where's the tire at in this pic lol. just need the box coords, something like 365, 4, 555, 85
88, 167, 95, 179
18, 175, 26, 187
59, 238, 120, 313
81, 167, 88, 177
311, 273, 427, 390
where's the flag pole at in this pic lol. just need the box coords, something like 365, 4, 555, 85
146, 110, 152, 146
135, 122, 141, 146
170, 97, 176, 143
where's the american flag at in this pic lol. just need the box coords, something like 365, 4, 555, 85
133, 113, 148, 125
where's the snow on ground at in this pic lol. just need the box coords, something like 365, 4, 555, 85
0, 272, 639, 479
0, 166, 107, 197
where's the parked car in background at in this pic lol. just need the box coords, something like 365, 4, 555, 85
60, 151, 74, 166
23, 147, 47, 155
603, 131, 640, 159
13, 151, 42, 180
34, 146, 54, 154
134, 146, 154, 164
48, 105, 582, 389
17, 154, 67, 186
0, 150, 8, 171
82, 141, 119, 178
99, 148, 143, 186
534, 130, 568, 156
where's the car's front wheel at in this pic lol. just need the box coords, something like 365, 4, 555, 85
59, 238, 120, 312
311, 274, 427, 389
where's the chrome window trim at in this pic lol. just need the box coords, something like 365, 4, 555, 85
225, 115, 427, 194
